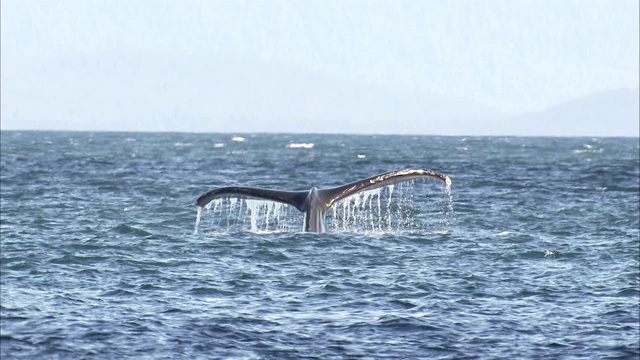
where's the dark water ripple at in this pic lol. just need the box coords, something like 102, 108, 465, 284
1, 132, 639, 359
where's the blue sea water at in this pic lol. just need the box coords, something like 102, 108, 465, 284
1, 131, 638, 359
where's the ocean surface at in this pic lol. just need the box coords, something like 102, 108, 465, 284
1, 131, 638, 359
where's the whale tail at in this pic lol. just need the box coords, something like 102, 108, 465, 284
196, 169, 451, 233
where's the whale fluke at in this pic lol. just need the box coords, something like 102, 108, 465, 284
196, 169, 451, 233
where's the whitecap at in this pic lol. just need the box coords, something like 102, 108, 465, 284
287, 143, 314, 149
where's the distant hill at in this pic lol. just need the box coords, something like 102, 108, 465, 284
1, 52, 500, 134
1, 51, 637, 136
496, 88, 639, 137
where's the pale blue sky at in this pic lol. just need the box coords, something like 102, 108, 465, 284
1, 0, 638, 135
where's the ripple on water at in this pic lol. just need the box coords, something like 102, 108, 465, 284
1, 133, 638, 359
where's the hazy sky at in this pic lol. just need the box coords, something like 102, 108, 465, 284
1, 0, 638, 135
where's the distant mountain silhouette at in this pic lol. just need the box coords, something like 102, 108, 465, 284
1, 52, 501, 133
496, 88, 639, 137
2, 52, 637, 136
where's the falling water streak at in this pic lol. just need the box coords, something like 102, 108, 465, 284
327, 182, 428, 234
265, 201, 273, 229
194, 206, 202, 234
198, 198, 301, 233
235, 198, 242, 226
368, 190, 376, 231
442, 183, 454, 229
196, 179, 452, 234
246, 200, 259, 232
386, 185, 395, 231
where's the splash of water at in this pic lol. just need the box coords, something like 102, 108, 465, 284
194, 179, 453, 234
196, 197, 302, 234
326, 182, 416, 234
194, 206, 203, 234
441, 182, 454, 230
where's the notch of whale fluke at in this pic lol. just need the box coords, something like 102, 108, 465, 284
195, 169, 452, 233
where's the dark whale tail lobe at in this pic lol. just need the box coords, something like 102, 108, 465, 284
195, 169, 452, 233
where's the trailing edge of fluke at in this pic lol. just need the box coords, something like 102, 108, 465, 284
196, 169, 452, 233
